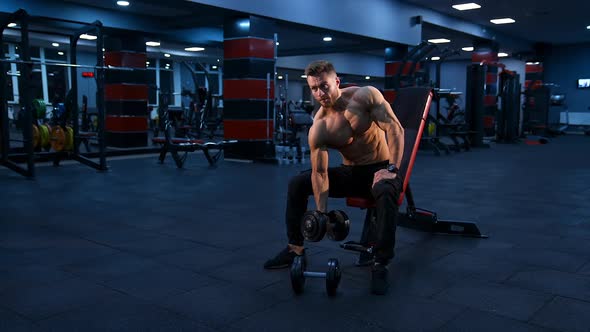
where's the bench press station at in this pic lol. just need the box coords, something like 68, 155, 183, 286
341, 87, 488, 265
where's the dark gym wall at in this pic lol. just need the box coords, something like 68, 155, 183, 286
544, 43, 590, 116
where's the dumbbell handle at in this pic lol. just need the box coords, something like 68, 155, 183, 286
303, 271, 326, 278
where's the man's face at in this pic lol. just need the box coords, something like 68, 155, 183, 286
307, 71, 340, 108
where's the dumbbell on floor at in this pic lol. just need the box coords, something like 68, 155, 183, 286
301, 210, 350, 242
290, 256, 341, 296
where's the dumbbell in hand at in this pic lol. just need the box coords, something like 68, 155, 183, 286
301, 210, 350, 242
290, 255, 341, 296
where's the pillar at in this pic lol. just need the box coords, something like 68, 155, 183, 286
103, 33, 148, 148
223, 16, 276, 161
383, 45, 408, 103
472, 39, 499, 137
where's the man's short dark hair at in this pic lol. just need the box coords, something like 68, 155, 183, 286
305, 60, 336, 77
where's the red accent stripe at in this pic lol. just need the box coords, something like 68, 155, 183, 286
483, 115, 495, 128
385, 62, 402, 76
224, 79, 274, 100
224, 38, 274, 59
105, 84, 148, 101
484, 95, 497, 106
486, 73, 497, 84
105, 116, 148, 132
346, 197, 375, 208
401, 62, 413, 76
104, 51, 147, 68
223, 120, 274, 140
472, 52, 498, 63
383, 90, 397, 103
398, 91, 433, 205
525, 64, 544, 73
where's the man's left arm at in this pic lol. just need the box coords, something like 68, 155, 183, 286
366, 87, 404, 167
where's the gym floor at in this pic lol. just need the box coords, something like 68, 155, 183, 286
1, 135, 589, 332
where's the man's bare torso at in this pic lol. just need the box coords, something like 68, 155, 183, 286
313, 87, 390, 165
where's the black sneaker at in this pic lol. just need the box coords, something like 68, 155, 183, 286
263, 246, 305, 269
371, 263, 389, 295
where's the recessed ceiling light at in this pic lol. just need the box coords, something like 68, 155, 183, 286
184, 47, 205, 52
7, 23, 17, 28
452, 3, 481, 11
164, 53, 171, 58
146, 61, 150, 65
276, 42, 279, 46
431, 56, 441, 61
278, 75, 283, 79
211, 65, 218, 69
301, 74, 307, 79
58, 51, 64, 55
117, 1, 130, 6
498, 52, 509, 57
52, 42, 59, 47
462, 46, 474, 51
428, 38, 451, 44
490, 18, 515, 24
365, 76, 371, 80
146, 41, 160, 47
80, 34, 97, 40
587, 25, 590, 29
323, 37, 332, 42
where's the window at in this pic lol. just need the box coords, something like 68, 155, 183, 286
47, 66, 68, 104
45, 48, 67, 61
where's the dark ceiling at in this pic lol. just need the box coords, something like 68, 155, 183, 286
6, 0, 590, 67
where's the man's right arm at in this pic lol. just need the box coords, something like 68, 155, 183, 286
308, 121, 329, 212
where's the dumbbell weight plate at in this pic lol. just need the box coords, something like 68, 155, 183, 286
326, 210, 351, 241
301, 211, 327, 242
290, 255, 306, 294
326, 258, 341, 296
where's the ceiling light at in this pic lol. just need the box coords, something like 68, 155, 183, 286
184, 47, 205, 52
212, 65, 218, 69
146, 41, 160, 47
217, 59, 220, 62
80, 34, 97, 40
117, 1, 130, 6
490, 18, 515, 24
462, 46, 474, 51
58, 51, 64, 55
323, 37, 332, 42
238, 20, 250, 29
7, 23, 17, 28
452, 3, 481, 11
276, 42, 279, 46
428, 38, 451, 44
365, 76, 371, 80
301, 75, 307, 79
498, 52, 509, 57
587, 25, 590, 29
164, 53, 171, 58
146, 61, 150, 65
431, 56, 441, 61
278, 75, 283, 79
52, 42, 59, 47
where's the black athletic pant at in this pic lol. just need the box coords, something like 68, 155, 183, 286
286, 160, 403, 264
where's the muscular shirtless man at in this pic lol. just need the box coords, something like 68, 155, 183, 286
264, 60, 404, 295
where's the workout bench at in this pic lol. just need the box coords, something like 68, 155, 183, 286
151, 107, 236, 168
341, 87, 487, 264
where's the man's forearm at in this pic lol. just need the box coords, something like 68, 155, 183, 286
387, 127, 404, 166
311, 171, 329, 212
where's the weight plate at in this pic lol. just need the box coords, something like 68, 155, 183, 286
326, 258, 341, 296
65, 126, 74, 150
327, 210, 351, 241
50, 125, 66, 151
32, 124, 40, 148
290, 255, 306, 295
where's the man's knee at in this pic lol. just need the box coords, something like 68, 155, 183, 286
371, 179, 401, 200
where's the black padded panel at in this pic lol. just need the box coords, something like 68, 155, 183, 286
391, 87, 433, 195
